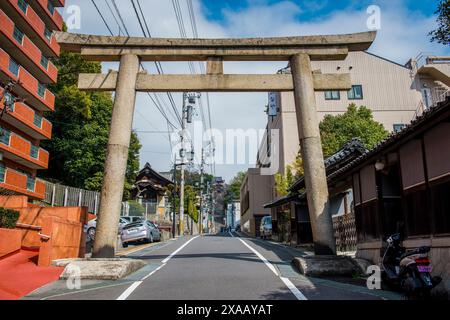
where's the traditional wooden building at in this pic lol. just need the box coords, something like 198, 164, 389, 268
326, 97, 450, 292
265, 139, 367, 247
131, 163, 173, 221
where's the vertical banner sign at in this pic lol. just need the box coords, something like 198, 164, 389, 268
268, 92, 278, 117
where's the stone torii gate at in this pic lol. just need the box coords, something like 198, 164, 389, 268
55, 31, 376, 258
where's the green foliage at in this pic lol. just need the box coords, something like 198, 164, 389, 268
275, 104, 387, 193
224, 171, 246, 207
185, 185, 199, 223
128, 200, 145, 217
429, 0, 450, 45
319, 104, 389, 157
275, 165, 295, 196
0, 208, 20, 229
39, 51, 142, 200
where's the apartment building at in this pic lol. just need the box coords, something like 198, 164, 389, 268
241, 51, 450, 237
0, 0, 64, 199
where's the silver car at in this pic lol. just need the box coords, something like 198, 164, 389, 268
87, 217, 129, 241
259, 216, 272, 239
121, 220, 161, 247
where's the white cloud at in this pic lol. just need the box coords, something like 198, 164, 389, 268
62, 0, 448, 181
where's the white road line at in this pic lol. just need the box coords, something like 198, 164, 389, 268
237, 237, 279, 276
280, 277, 308, 300
117, 281, 143, 301
116, 236, 199, 300
161, 236, 199, 264
229, 232, 308, 301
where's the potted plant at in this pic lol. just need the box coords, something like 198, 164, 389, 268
0, 208, 22, 258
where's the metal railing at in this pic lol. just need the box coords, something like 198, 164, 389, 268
43, 180, 100, 214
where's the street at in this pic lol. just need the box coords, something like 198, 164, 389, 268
25, 233, 400, 300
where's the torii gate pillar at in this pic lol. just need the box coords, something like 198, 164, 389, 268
93, 54, 140, 258
291, 53, 336, 255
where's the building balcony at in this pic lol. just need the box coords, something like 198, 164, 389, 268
0, 0, 61, 58
0, 92, 52, 140
0, 48, 55, 112
0, 9, 58, 84
28, 0, 64, 32
0, 164, 45, 199
50, 0, 65, 8
0, 127, 49, 170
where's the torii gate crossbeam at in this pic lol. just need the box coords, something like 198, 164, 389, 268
55, 31, 376, 258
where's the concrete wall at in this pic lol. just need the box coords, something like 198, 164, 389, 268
240, 168, 272, 236
0, 196, 88, 266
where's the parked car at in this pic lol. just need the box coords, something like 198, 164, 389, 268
121, 220, 161, 247
259, 216, 272, 239
87, 217, 129, 241
121, 216, 145, 224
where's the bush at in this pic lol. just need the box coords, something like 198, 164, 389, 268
0, 208, 20, 229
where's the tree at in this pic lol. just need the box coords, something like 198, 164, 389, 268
429, 0, 450, 45
39, 50, 141, 200
274, 104, 388, 196
223, 171, 246, 207
319, 104, 388, 158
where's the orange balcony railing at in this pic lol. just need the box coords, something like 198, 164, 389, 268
0, 165, 45, 199
0, 9, 58, 83
51, 0, 65, 7
0, 93, 52, 140
0, 0, 61, 57
29, 0, 64, 31
0, 128, 49, 170
0, 48, 55, 112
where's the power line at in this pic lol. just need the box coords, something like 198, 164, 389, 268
104, 0, 123, 35
90, 0, 181, 145
111, 0, 130, 36
91, 0, 113, 35
129, 0, 182, 126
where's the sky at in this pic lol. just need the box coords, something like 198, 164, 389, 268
61, 0, 449, 182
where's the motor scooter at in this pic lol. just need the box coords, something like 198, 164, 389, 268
381, 233, 441, 298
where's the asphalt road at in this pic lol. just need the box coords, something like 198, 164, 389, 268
25, 232, 401, 300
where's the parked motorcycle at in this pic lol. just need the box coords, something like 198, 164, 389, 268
381, 233, 441, 299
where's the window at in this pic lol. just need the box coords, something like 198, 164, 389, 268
348, 85, 363, 100
37, 83, 46, 97
47, 0, 55, 15
30, 145, 39, 159
27, 176, 35, 192
393, 124, 406, 133
13, 26, 24, 44
325, 90, 340, 100
0, 128, 11, 145
40, 55, 49, 69
3, 92, 15, 112
17, 0, 29, 14
8, 59, 20, 77
0, 163, 5, 183
33, 113, 43, 128
44, 27, 52, 41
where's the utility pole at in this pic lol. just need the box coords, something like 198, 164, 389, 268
172, 158, 177, 238
198, 148, 205, 235
179, 93, 187, 236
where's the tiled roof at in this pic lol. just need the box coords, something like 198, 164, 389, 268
289, 138, 367, 192
265, 139, 366, 208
